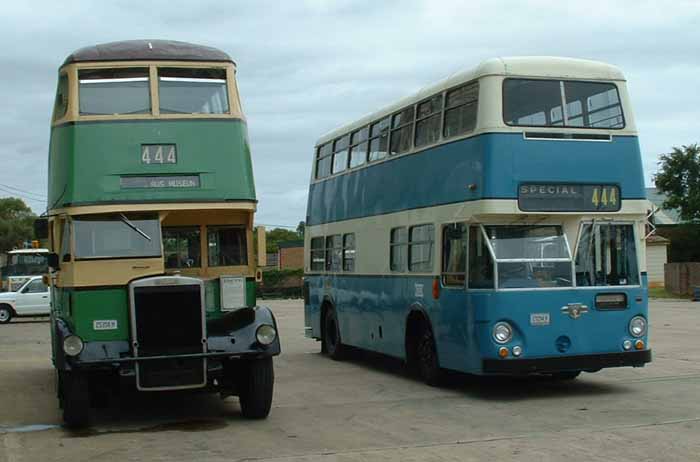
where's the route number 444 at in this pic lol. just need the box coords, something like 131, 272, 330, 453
591, 186, 618, 208
141, 144, 177, 164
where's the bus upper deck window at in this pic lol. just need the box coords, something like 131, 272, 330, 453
503, 78, 624, 129
53, 74, 69, 120
79, 68, 150, 115
158, 68, 229, 115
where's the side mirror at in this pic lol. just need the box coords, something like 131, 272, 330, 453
47, 253, 59, 270
34, 218, 49, 240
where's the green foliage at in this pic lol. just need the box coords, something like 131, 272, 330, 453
656, 224, 700, 262
261, 268, 303, 286
264, 227, 302, 253
296, 221, 305, 238
0, 197, 36, 252
655, 144, 700, 222
257, 268, 303, 299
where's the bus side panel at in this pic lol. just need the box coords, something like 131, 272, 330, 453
306, 134, 646, 227
434, 288, 483, 374
307, 274, 481, 368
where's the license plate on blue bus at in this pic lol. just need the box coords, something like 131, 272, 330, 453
530, 313, 550, 326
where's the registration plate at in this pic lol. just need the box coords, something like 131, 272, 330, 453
93, 320, 118, 331
530, 313, 550, 326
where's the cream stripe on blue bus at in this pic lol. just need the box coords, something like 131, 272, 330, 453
303, 57, 651, 383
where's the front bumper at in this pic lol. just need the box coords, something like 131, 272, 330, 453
482, 350, 651, 374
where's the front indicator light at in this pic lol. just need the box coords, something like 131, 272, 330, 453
512, 346, 523, 357
498, 347, 509, 358
63, 335, 84, 357
635, 339, 645, 350
623, 340, 633, 351
256, 324, 277, 346
629, 316, 647, 338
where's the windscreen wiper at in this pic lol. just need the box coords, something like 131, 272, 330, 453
119, 213, 152, 241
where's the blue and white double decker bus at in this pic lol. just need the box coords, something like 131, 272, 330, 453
303, 57, 651, 383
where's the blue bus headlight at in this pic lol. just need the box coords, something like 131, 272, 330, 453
256, 324, 277, 346
493, 322, 513, 344
63, 335, 84, 357
628, 316, 647, 338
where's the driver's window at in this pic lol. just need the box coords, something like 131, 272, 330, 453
23, 280, 48, 294
163, 226, 202, 269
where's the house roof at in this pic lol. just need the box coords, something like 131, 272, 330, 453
646, 187, 682, 225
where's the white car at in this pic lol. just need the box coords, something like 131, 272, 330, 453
0, 276, 50, 324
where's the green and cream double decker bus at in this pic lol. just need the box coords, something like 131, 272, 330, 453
37, 40, 280, 427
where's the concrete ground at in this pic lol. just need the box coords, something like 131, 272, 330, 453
0, 299, 699, 462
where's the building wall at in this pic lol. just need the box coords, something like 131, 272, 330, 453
646, 244, 668, 288
279, 246, 303, 270
665, 262, 700, 296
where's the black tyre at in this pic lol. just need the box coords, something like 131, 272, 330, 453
550, 370, 581, 381
61, 371, 90, 428
416, 325, 443, 386
323, 307, 346, 360
238, 357, 274, 419
0, 305, 13, 324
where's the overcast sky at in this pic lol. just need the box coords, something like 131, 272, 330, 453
0, 0, 698, 227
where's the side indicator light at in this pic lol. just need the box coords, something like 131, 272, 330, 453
498, 347, 509, 358
432, 277, 440, 300
635, 339, 645, 350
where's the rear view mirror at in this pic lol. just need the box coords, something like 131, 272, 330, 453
47, 253, 59, 270
34, 218, 49, 240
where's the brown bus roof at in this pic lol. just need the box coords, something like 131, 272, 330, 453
62, 40, 234, 66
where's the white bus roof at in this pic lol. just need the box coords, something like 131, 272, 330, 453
317, 56, 626, 146
8, 248, 49, 254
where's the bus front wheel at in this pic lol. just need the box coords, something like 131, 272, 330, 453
237, 357, 274, 419
416, 325, 443, 386
323, 307, 346, 360
60, 371, 90, 428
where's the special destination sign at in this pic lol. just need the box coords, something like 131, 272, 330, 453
518, 183, 621, 212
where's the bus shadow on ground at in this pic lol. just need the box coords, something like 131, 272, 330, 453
6, 318, 50, 325
63, 389, 248, 437
335, 347, 631, 401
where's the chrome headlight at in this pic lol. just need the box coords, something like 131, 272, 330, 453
629, 316, 647, 338
493, 322, 513, 344
256, 324, 277, 346
63, 335, 84, 357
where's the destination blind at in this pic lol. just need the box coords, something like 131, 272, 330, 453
518, 183, 621, 212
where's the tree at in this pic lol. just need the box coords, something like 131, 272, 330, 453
0, 197, 37, 252
655, 144, 700, 222
265, 228, 301, 253
296, 221, 305, 238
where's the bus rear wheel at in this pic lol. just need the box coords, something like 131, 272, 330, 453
0, 305, 13, 324
416, 325, 443, 386
237, 357, 274, 419
60, 371, 90, 428
323, 307, 346, 360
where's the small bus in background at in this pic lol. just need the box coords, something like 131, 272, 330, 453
38, 40, 279, 427
1, 248, 49, 292
303, 57, 651, 385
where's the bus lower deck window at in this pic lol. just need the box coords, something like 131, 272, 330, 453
207, 226, 247, 267
163, 227, 201, 268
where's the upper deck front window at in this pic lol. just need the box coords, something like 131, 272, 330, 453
79, 68, 150, 115
503, 78, 624, 129
158, 68, 229, 114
